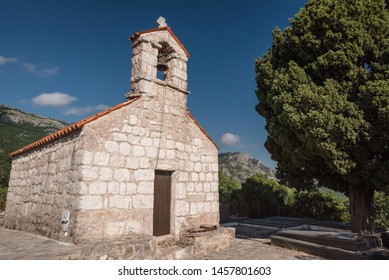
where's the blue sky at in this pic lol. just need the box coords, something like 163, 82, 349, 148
0, 0, 307, 168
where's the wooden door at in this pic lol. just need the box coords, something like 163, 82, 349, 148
153, 170, 172, 236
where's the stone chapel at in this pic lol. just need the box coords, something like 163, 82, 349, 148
4, 18, 220, 243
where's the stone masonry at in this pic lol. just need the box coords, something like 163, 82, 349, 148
4, 18, 220, 244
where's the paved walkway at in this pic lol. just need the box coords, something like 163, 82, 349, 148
0, 226, 321, 260
203, 237, 321, 260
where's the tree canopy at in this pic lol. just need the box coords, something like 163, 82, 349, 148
255, 0, 389, 233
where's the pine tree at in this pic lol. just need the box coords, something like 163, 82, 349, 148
255, 0, 389, 233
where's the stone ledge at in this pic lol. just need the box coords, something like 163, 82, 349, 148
76, 233, 156, 260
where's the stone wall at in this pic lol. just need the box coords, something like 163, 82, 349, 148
4, 132, 83, 240
74, 88, 219, 241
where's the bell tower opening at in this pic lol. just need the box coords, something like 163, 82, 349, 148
126, 16, 190, 99
157, 48, 168, 81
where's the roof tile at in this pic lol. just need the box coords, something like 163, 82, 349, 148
10, 97, 140, 157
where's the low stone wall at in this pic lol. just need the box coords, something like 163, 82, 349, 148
193, 227, 235, 258
74, 233, 156, 260
72, 226, 235, 260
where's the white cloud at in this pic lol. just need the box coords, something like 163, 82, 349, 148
63, 104, 109, 116
24, 63, 59, 77
0, 56, 18, 65
221, 133, 240, 146
31, 92, 78, 106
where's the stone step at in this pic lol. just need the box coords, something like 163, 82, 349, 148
271, 235, 389, 260
276, 230, 382, 251
271, 235, 361, 260
155, 234, 175, 248
155, 244, 194, 260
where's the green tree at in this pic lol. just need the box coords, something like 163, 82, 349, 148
219, 172, 241, 204
374, 192, 389, 230
293, 189, 350, 222
241, 173, 294, 218
255, 0, 389, 233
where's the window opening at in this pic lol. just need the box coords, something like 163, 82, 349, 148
157, 49, 168, 80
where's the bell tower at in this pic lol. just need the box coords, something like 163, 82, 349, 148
126, 17, 189, 98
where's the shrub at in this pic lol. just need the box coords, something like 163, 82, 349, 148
292, 189, 350, 222
0, 187, 7, 211
219, 172, 241, 204
374, 192, 389, 230
241, 173, 294, 218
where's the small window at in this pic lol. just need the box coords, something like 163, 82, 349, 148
157, 64, 168, 80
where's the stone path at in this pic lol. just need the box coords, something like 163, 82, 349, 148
0, 226, 321, 260
0, 227, 82, 259
203, 237, 321, 260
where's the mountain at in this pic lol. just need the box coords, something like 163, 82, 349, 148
218, 152, 276, 183
0, 104, 68, 188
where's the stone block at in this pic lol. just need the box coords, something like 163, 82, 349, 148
137, 182, 154, 194
190, 203, 197, 215
106, 220, 141, 236
133, 195, 153, 209
194, 162, 202, 172
195, 183, 203, 192
108, 182, 119, 194
126, 158, 139, 169
119, 142, 131, 155
139, 158, 150, 168
129, 115, 138, 126
82, 151, 94, 165
89, 182, 107, 195
132, 127, 146, 137
211, 182, 219, 193
193, 138, 202, 146
206, 173, 214, 181
176, 183, 186, 199
99, 167, 113, 181
141, 138, 153, 147
134, 169, 154, 181
190, 154, 200, 162
166, 140, 174, 149
190, 172, 198, 181
114, 169, 131, 182
206, 193, 214, 201
80, 166, 99, 180
133, 146, 145, 157
104, 141, 119, 153
166, 150, 175, 160
203, 183, 211, 192
112, 133, 127, 142
212, 202, 219, 213
126, 183, 137, 195
110, 154, 125, 168
109, 195, 130, 209
94, 152, 110, 166
78, 196, 103, 210
178, 172, 188, 182
145, 147, 157, 157
175, 200, 189, 216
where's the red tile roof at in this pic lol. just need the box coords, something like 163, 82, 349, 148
130, 26, 190, 58
10, 97, 218, 157
10, 97, 140, 157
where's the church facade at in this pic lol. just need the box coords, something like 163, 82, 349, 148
4, 18, 219, 242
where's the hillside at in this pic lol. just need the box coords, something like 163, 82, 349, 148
0, 104, 68, 188
218, 152, 276, 182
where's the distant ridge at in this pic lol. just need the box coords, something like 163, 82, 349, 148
0, 104, 68, 188
218, 152, 276, 183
